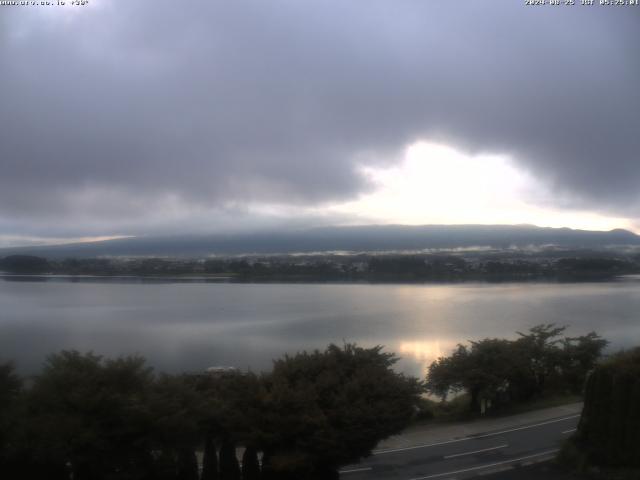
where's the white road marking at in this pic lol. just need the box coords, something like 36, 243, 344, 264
408, 449, 560, 480
562, 428, 577, 434
339, 467, 372, 474
374, 437, 477, 455
373, 414, 579, 455
443, 444, 508, 459
472, 415, 580, 440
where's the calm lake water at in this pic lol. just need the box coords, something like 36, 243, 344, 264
2, 278, 640, 376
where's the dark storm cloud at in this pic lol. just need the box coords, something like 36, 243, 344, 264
0, 0, 638, 237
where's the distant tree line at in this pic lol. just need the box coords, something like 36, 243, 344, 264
1, 253, 639, 281
0, 344, 422, 480
426, 324, 608, 413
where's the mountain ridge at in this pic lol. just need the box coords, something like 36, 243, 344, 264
2, 224, 639, 258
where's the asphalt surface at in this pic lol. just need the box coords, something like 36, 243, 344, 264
339, 412, 580, 480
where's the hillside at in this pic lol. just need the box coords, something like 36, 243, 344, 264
1, 225, 639, 258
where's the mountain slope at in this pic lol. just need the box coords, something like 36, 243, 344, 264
2, 225, 639, 258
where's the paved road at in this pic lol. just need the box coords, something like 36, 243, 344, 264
340, 409, 580, 480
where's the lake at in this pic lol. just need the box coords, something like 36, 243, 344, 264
2, 277, 639, 376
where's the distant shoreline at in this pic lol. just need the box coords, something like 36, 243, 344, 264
3, 251, 639, 284
1, 272, 637, 285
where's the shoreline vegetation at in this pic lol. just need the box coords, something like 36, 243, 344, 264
1, 252, 640, 283
0, 325, 613, 479
2, 344, 420, 480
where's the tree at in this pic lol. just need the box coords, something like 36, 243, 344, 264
242, 446, 261, 480
427, 339, 523, 412
0, 363, 22, 476
426, 345, 468, 400
257, 344, 423, 479
561, 332, 608, 393
219, 440, 241, 480
22, 351, 156, 480
177, 448, 199, 480
201, 434, 219, 480
149, 374, 208, 479
515, 324, 567, 394
426, 325, 607, 413
194, 371, 264, 446
0, 362, 21, 407
0, 255, 50, 274
565, 348, 640, 473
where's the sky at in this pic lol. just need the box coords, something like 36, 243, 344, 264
0, 0, 639, 247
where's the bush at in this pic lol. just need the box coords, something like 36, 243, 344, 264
560, 348, 640, 478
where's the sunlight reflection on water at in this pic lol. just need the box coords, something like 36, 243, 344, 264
1, 279, 639, 376
398, 340, 453, 375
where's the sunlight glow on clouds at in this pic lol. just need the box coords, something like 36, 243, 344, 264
0, 235, 129, 249
1, 2, 638, 245
330, 142, 634, 232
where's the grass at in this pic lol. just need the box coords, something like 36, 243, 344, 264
413, 392, 583, 426
485, 393, 582, 417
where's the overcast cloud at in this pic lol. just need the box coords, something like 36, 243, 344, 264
1, 0, 638, 242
